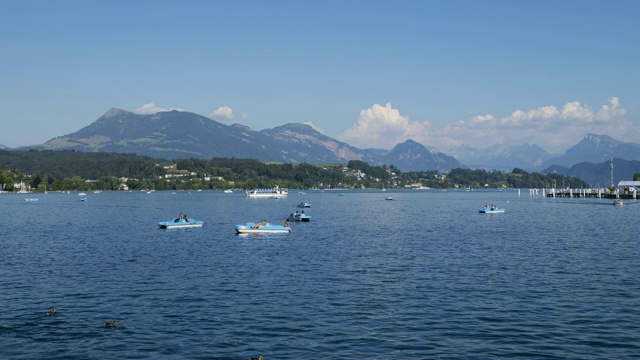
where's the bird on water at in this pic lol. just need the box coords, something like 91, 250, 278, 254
104, 320, 117, 328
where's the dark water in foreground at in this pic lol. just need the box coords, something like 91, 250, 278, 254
1, 190, 639, 359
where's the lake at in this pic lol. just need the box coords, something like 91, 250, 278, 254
1, 189, 639, 359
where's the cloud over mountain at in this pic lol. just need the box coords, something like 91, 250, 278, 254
441, 97, 632, 153
338, 103, 432, 149
135, 103, 184, 114
211, 106, 234, 121
338, 98, 635, 154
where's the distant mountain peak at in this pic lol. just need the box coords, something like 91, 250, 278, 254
103, 108, 131, 118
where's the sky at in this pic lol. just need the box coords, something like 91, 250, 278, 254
1, 0, 639, 154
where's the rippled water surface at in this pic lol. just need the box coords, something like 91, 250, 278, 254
1, 190, 639, 359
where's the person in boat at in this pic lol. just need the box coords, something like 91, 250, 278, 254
284, 218, 290, 227
252, 219, 267, 229
183, 214, 189, 222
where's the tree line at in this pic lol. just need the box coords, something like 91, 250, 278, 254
1, 149, 592, 192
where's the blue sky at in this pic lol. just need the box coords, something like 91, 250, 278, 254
1, 0, 639, 153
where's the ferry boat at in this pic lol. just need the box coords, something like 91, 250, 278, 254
245, 186, 288, 198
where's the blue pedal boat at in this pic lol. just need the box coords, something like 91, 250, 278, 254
478, 206, 505, 214
235, 222, 291, 234
289, 212, 312, 222
158, 218, 204, 229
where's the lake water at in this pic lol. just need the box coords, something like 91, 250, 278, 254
1, 189, 639, 359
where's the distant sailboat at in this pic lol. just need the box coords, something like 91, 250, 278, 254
17, 181, 30, 194
610, 158, 623, 206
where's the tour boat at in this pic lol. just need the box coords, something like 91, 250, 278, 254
245, 186, 288, 198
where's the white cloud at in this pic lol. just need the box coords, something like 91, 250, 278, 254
303, 121, 324, 134
338, 103, 432, 149
135, 103, 184, 114
439, 97, 634, 153
339, 98, 635, 154
211, 106, 234, 121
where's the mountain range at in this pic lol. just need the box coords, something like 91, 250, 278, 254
11, 108, 640, 182
36, 108, 465, 171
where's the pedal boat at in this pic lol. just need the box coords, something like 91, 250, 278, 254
158, 218, 204, 229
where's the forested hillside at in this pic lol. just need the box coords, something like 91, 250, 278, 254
0, 150, 590, 192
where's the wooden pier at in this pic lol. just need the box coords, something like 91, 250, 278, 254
526, 188, 638, 200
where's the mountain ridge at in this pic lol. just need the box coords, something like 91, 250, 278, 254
18, 108, 640, 175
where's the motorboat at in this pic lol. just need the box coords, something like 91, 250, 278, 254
25, 198, 39, 202
235, 222, 291, 234
385, 196, 394, 201
158, 217, 204, 229
245, 186, 288, 198
297, 201, 311, 208
289, 212, 312, 222
612, 199, 624, 206
224, 189, 233, 193
479, 205, 505, 214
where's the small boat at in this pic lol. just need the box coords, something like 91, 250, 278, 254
78, 192, 87, 196
235, 222, 291, 234
224, 189, 233, 193
45, 308, 58, 316
612, 199, 624, 206
80, 197, 87, 201
297, 201, 311, 208
17, 181, 30, 194
479, 205, 505, 214
289, 212, 312, 222
104, 321, 117, 328
385, 196, 394, 201
25, 198, 39, 202
158, 217, 204, 229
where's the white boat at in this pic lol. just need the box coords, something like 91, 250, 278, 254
235, 222, 291, 234
612, 199, 624, 206
224, 189, 233, 193
478, 205, 506, 214
245, 186, 288, 198
78, 192, 87, 196
17, 181, 30, 194
479, 205, 505, 214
